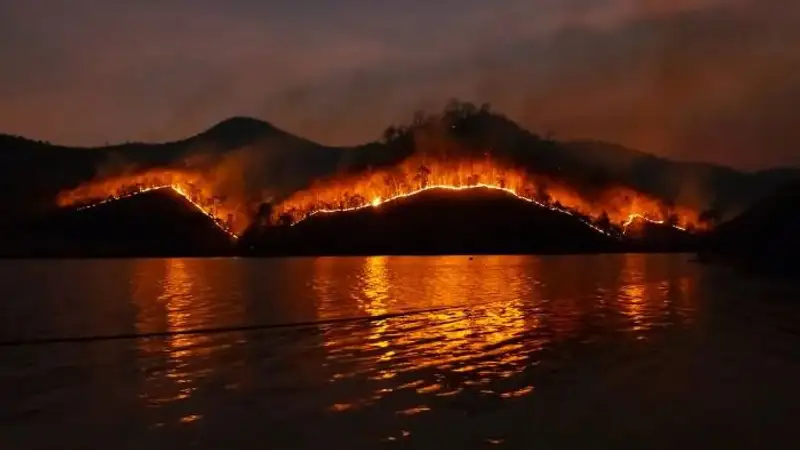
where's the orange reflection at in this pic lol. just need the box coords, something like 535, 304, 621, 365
132, 258, 244, 415
313, 255, 700, 417
358, 256, 389, 317
161, 259, 209, 403
616, 253, 697, 334
617, 253, 651, 334
315, 256, 538, 411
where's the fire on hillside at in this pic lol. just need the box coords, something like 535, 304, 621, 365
271, 156, 701, 236
56, 156, 703, 239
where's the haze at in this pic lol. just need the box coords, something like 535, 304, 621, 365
1, 0, 797, 169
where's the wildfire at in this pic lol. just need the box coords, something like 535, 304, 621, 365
56, 155, 702, 241
622, 213, 687, 234
57, 169, 240, 239
294, 183, 615, 236
273, 156, 702, 236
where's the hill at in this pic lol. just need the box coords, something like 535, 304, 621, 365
336, 104, 799, 219
699, 181, 800, 274
240, 187, 693, 256
1, 102, 797, 233
3, 188, 237, 257
0, 117, 337, 230
563, 140, 800, 218
0, 183, 699, 257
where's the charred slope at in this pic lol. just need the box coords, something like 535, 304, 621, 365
3, 109, 799, 234
563, 140, 800, 219
243, 187, 621, 256
623, 218, 700, 252
3, 189, 236, 257
699, 181, 800, 273
0, 117, 336, 231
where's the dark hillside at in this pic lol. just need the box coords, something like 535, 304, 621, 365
700, 181, 800, 274
242, 187, 695, 256
4, 188, 236, 257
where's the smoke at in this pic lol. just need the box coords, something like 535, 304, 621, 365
253, 0, 800, 169
2, 0, 798, 169
59, 125, 345, 232
184, 144, 284, 226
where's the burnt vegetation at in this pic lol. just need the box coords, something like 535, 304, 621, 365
0, 100, 796, 258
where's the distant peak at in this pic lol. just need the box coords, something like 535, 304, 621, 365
207, 116, 274, 132
197, 117, 279, 144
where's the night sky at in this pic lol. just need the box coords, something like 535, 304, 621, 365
1, 0, 797, 169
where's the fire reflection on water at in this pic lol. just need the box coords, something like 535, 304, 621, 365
315, 256, 540, 413
314, 255, 697, 416
121, 254, 696, 432
616, 253, 697, 335
131, 259, 244, 421
619, 254, 650, 333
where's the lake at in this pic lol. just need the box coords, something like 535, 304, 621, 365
2, 255, 799, 449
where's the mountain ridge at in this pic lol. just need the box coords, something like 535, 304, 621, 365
699, 180, 800, 275
0, 104, 797, 233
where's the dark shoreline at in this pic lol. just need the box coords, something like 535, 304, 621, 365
5, 186, 701, 260
0, 247, 696, 259
693, 251, 800, 282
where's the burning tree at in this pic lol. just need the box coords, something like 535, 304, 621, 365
414, 165, 431, 189
596, 212, 611, 230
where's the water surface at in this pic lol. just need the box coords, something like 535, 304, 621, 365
2, 255, 799, 449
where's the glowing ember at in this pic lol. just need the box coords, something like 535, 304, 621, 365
622, 213, 687, 234
57, 155, 701, 241
292, 183, 616, 237
56, 168, 252, 237
71, 183, 238, 239
272, 156, 702, 236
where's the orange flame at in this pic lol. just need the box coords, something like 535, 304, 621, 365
272, 156, 702, 235
56, 169, 240, 238
56, 155, 702, 240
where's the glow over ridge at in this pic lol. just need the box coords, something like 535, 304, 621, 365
290, 183, 685, 238
77, 185, 238, 239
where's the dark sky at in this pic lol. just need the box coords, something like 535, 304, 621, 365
1, 0, 798, 169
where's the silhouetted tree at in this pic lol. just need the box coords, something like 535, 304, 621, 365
348, 194, 366, 208
382, 126, 398, 143
521, 187, 535, 199
414, 165, 431, 188
666, 213, 679, 227
384, 174, 401, 194
460, 101, 478, 118
535, 181, 551, 204
188, 184, 200, 202
256, 202, 273, 227
597, 212, 611, 230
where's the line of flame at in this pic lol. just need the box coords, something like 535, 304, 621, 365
76, 185, 238, 240
289, 183, 669, 239
622, 213, 687, 233
74, 183, 684, 242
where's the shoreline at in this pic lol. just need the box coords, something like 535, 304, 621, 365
0, 248, 697, 260
694, 250, 800, 280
